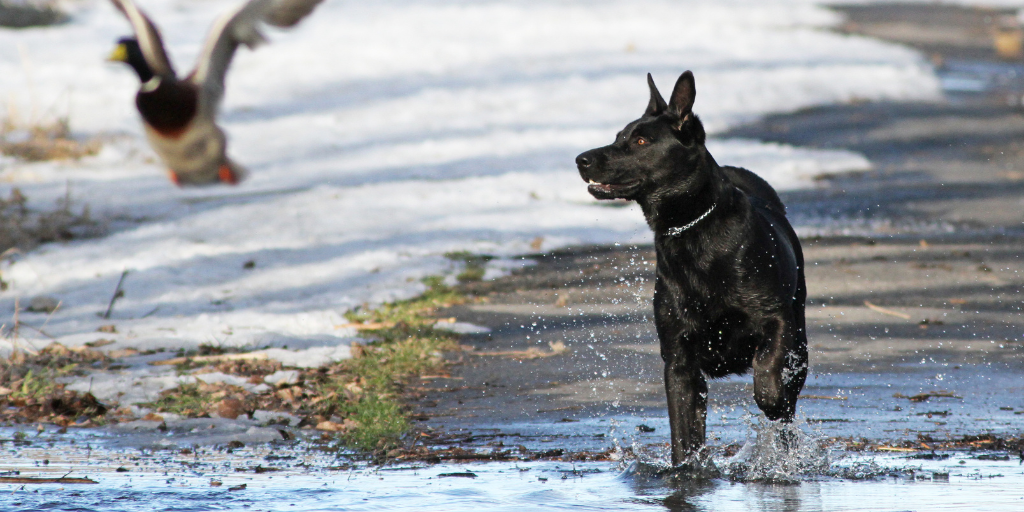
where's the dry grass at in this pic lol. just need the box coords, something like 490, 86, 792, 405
1, 119, 101, 162
147, 278, 469, 454
0, 187, 98, 262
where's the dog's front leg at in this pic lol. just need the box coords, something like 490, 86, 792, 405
752, 317, 807, 422
663, 347, 708, 466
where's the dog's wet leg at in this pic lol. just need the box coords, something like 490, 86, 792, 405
752, 318, 807, 423
664, 350, 708, 466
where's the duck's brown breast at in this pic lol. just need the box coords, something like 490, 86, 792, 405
135, 80, 199, 139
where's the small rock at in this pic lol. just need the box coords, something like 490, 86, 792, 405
26, 296, 60, 313
636, 424, 655, 433
217, 398, 245, 420
228, 483, 246, 491
243, 260, 256, 269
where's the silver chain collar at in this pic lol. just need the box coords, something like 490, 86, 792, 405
664, 203, 717, 237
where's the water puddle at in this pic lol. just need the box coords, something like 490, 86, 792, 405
0, 422, 1020, 511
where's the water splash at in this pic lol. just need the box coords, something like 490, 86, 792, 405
615, 415, 918, 487
722, 418, 831, 482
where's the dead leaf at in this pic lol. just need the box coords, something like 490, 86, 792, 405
316, 419, 357, 432
350, 342, 365, 359
217, 398, 244, 420
107, 348, 139, 359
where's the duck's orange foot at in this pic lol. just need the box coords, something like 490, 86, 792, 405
167, 170, 182, 187
218, 164, 240, 185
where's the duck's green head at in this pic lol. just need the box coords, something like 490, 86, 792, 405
109, 37, 154, 83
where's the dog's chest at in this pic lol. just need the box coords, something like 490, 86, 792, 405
654, 248, 776, 332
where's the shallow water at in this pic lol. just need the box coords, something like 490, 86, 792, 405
0, 425, 1021, 512
1, 454, 1021, 511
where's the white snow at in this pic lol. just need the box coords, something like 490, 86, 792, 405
0, 0, 942, 406
434, 321, 493, 335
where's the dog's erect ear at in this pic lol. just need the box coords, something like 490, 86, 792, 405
667, 70, 696, 123
644, 73, 667, 117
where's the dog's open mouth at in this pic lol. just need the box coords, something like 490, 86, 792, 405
587, 179, 639, 199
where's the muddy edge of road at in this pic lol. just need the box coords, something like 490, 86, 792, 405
404, 2, 1024, 458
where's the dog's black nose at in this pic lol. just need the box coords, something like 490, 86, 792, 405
576, 153, 592, 168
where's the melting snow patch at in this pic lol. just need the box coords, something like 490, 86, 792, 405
263, 370, 301, 386
433, 321, 492, 334
263, 345, 352, 368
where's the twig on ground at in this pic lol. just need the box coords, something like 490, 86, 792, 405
102, 270, 128, 319
472, 341, 567, 360
0, 476, 97, 484
149, 351, 269, 366
335, 321, 395, 330
863, 300, 912, 320
893, 391, 962, 402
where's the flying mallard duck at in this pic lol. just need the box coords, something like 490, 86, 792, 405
108, 0, 323, 186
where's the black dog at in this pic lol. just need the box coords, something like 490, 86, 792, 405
575, 71, 808, 465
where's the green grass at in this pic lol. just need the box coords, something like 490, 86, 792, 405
140, 383, 212, 417
326, 277, 467, 452
444, 251, 494, 283
339, 395, 410, 452
8, 366, 72, 400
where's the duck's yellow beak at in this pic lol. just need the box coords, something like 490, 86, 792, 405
107, 43, 128, 62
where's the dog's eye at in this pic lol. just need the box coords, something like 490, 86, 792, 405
636, 137, 648, 146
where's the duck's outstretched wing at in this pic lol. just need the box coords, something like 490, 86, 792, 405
109, 0, 176, 77
190, 0, 324, 105
264, 0, 324, 27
